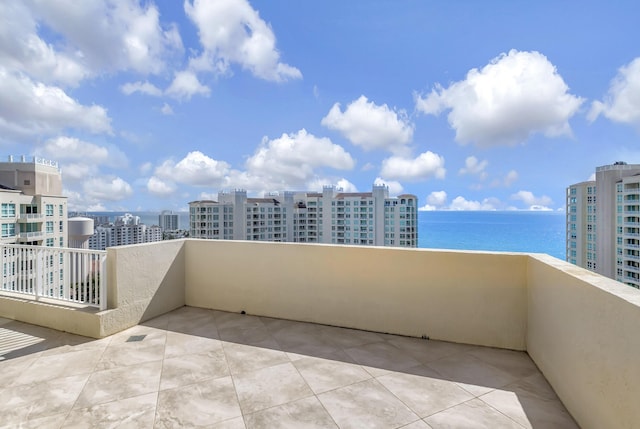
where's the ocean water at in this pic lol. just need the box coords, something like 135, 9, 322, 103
83, 210, 566, 260
418, 211, 566, 259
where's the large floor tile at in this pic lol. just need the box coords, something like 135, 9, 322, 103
233, 362, 313, 414
64, 392, 157, 428
164, 330, 222, 359
155, 376, 242, 428
0, 374, 88, 423
244, 396, 338, 429
12, 348, 102, 385
318, 378, 419, 429
223, 342, 289, 375
480, 387, 578, 428
344, 341, 421, 372
74, 360, 162, 409
425, 353, 519, 396
377, 368, 475, 418
160, 349, 229, 390
293, 355, 372, 394
424, 398, 522, 429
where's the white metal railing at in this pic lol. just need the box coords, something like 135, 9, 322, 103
0, 244, 107, 310
18, 213, 45, 221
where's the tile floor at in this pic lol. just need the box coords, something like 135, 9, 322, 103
0, 306, 579, 428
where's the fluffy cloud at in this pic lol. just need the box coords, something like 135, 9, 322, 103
510, 190, 552, 208
380, 151, 445, 181
83, 176, 133, 201
40, 136, 127, 168
155, 151, 230, 187
184, 0, 301, 82
121, 81, 163, 96
0, 1, 88, 86
374, 177, 404, 196
416, 50, 584, 147
419, 190, 448, 211
459, 156, 488, 179
165, 70, 210, 100
307, 178, 358, 193
23, 0, 182, 80
588, 57, 640, 128
449, 196, 497, 211
147, 176, 176, 197
322, 95, 414, 152
245, 129, 355, 188
0, 69, 112, 140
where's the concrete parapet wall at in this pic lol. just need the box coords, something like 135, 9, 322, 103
527, 254, 640, 429
185, 239, 528, 350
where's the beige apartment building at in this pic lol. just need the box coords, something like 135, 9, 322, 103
189, 185, 418, 247
567, 161, 640, 288
0, 156, 67, 248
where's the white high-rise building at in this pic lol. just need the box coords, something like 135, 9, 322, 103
189, 185, 418, 247
567, 162, 640, 289
158, 210, 179, 231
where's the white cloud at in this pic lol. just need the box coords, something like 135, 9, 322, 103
415, 50, 584, 147
121, 81, 163, 96
160, 103, 174, 115
321, 95, 414, 152
588, 57, 640, 128
155, 151, 230, 187
449, 196, 497, 211
0, 69, 112, 140
419, 190, 447, 211
24, 0, 183, 79
184, 0, 301, 82
60, 163, 91, 182
40, 136, 127, 168
380, 151, 446, 181
166, 70, 210, 100
459, 156, 488, 179
83, 176, 133, 201
428, 190, 448, 206
588, 172, 596, 181
336, 178, 358, 193
511, 190, 552, 207
374, 177, 404, 196
0, 1, 88, 86
147, 176, 176, 197
245, 129, 354, 189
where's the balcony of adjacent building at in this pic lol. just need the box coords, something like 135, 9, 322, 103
1, 239, 639, 428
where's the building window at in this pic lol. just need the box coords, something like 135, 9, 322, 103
46, 238, 54, 247
46, 221, 54, 234
59, 205, 63, 216
1, 223, 15, 238
46, 204, 54, 216
1, 204, 15, 217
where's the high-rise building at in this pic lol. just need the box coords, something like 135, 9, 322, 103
0, 156, 67, 248
189, 185, 418, 247
567, 162, 640, 289
159, 210, 179, 231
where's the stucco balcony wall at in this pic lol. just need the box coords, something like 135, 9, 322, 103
184, 240, 528, 350
527, 254, 640, 429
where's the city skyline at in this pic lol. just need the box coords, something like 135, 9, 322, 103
1, 0, 639, 212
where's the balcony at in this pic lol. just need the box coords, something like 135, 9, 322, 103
17, 213, 45, 223
1, 240, 639, 428
16, 231, 44, 242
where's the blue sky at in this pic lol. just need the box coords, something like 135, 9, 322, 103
1, 0, 639, 212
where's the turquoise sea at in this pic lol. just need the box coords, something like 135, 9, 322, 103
85, 210, 566, 260
418, 211, 566, 259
